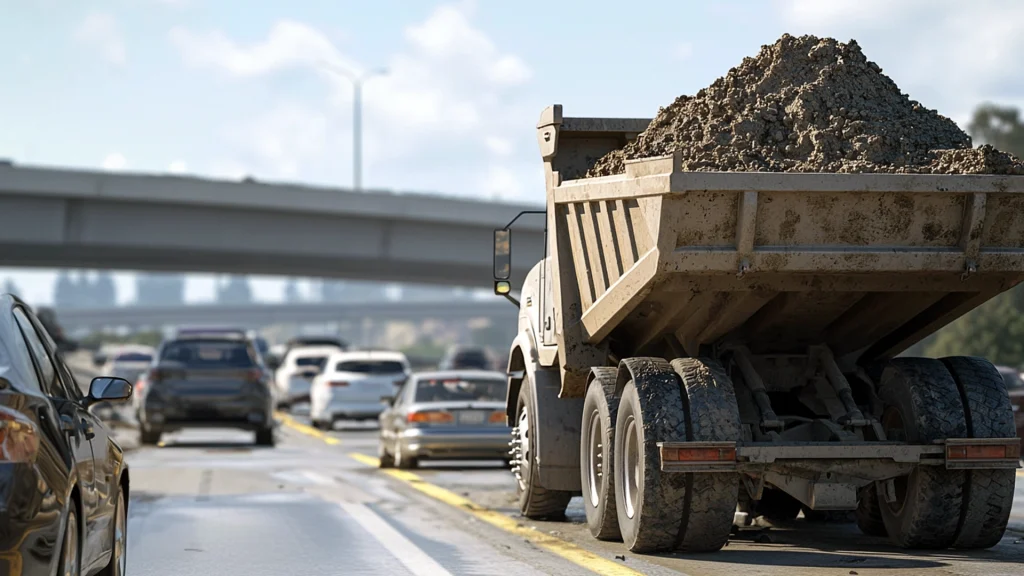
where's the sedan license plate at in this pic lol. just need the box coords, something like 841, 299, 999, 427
458, 411, 486, 425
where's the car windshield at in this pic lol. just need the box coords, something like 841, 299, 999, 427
159, 340, 255, 368
413, 378, 506, 402
335, 360, 406, 374
115, 352, 152, 363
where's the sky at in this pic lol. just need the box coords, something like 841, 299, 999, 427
3, 0, 1024, 305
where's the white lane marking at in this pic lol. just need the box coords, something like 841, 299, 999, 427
339, 502, 453, 576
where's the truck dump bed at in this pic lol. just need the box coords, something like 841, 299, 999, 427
539, 105, 1024, 393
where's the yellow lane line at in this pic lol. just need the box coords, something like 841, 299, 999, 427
277, 412, 341, 445
1017, 469, 1024, 478
347, 452, 643, 576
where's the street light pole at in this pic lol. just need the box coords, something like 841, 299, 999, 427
321, 64, 387, 191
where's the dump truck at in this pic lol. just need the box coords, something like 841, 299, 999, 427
492, 104, 1023, 554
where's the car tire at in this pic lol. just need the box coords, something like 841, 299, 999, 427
97, 487, 127, 576
580, 367, 621, 541
255, 427, 275, 447
139, 426, 161, 445
379, 441, 395, 468
58, 503, 81, 576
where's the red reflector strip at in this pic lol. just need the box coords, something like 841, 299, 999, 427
662, 446, 736, 462
329, 381, 349, 387
946, 443, 1019, 460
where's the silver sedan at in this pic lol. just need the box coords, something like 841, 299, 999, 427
378, 370, 511, 469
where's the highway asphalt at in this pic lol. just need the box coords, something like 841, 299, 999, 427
112, 411, 1024, 576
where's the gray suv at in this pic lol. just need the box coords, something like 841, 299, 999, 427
138, 333, 274, 446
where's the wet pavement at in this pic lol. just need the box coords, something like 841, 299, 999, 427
111, 410, 1024, 576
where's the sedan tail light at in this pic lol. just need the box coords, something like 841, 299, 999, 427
0, 407, 40, 463
407, 411, 454, 424
488, 411, 506, 424
329, 381, 349, 388
245, 368, 264, 383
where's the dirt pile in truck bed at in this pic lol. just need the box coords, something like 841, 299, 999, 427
587, 34, 1024, 176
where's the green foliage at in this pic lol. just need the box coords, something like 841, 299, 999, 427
923, 286, 1024, 368
968, 104, 1024, 157
916, 104, 1024, 367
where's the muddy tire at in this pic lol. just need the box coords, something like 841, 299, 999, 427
614, 357, 688, 553
877, 358, 967, 549
670, 358, 741, 552
513, 375, 572, 519
855, 484, 887, 536
941, 356, 1016, 549
580, 367, 621, 541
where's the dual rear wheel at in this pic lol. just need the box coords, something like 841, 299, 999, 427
579, 357, 741, 553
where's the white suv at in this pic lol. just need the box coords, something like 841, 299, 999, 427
274, 346, 338, 409
310, 350, 410, 430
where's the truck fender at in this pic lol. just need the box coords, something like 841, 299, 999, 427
506, 329, 583, 493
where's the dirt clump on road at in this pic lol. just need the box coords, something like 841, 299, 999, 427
587, 34, 1024, 176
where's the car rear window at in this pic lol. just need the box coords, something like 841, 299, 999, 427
160, 340, 255, 368
295, 357, 327, 370
414, 378, 506, 402
115, 353, 152, 363
335, 360, 406, 374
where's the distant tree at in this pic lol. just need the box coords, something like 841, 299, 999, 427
921, 104, 1024, 367
967, 104, 1024, 157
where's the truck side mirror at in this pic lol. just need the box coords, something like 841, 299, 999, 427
494, 229, 511, 280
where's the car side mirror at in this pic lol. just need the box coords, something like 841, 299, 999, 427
87, 377, 132, 405
266, 356, 281, 371
493, 229, 511, 281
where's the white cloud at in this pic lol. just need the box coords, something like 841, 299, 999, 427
777, 0, 1024, 125
675, 42, 694, 61
168, 160, 188, 174
102, 152, 127, 171
74, 13, 126, 65
169, 20, 355, 77
171, 3, 540, 200
484, 136, 513, 157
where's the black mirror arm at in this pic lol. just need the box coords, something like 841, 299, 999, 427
501, 293, 520, 307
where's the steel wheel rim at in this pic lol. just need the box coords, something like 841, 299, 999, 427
586, 411, 603, 507
63, 512, 79, 576
515, 408, 530, 491
115, 491, 127, 576
622, 415, 640, 519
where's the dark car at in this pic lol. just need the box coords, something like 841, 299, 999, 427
438, 345, 492, 371
138, 333, 275, 446
172, 327, 270, 363
996, 365, 1024, 440
0, 294, 132, 575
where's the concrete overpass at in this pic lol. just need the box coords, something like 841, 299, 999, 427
54, 300, 518, 332
0, 163, 545, 287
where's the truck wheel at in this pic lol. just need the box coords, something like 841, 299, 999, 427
614, 358, 688, 553
513, 376, 572, 518
941, 356, 1016, 549
580, 367, 621, 541
756, 489, 802, 522
876, 358, 967, 549
855, 484, 887, 536
671, 358, 742, 552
